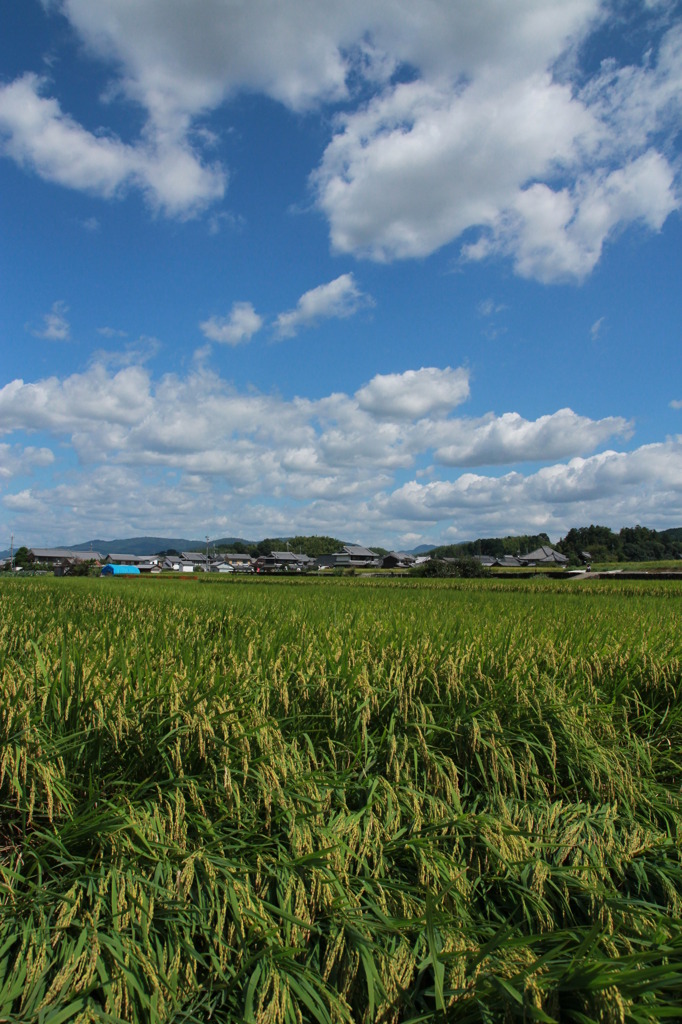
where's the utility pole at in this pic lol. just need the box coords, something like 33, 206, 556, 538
206, 535, 210, 572
9, 533, 14, 572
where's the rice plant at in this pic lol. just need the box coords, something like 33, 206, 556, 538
0, 575, 681, 1022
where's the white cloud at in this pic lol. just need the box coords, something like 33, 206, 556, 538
3, 489, 48, 515
311, 8, 681, 276
496, 152, 678, 283
97, 326, 128, 338
0, 444, 54, 485
590, 316, 606, 340
478, 299, 507, 318
57, 0, 597, 115
1, 2, 678, 278
356, 366, 469, 420
274, 273, 371, 337
0, 73, 225, 216
0, 359, 666, 546
28, 300, 71, 341
670, 399, 682, 409
200, 302, 263, 345
315, 69, 596, 261
378, 440, 682, 536
0, 365, 154, 436
432, 409, 631, 466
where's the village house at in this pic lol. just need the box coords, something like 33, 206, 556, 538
29, 547, 103, 567
181, 551, 212, 570
217, 552, 255, 569
105, 553, 160, 567
255, 551, 315, 572
381, 551, 416, 569
329, 545, 381, 568
518, 545, 568, 566
162, 556, 195, 572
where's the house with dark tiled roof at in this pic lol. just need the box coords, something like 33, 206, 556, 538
519, 545, 568, 565
181, 551, 210, 566
256, 551, 315, 572
475, 555, 523, 567
381, 551, 416, 569
105, 553, 160, 566
30, 547, 103, 566
163, 556, 195, 572
330, 544, 380, 568
217, 552, 255, 569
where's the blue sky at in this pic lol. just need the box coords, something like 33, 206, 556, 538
1, 0, 681, 549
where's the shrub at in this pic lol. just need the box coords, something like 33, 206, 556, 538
411, 556, 490, 578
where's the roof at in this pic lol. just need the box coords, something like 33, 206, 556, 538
181, 551, 210, 562
271, 551, 313, 563
106, 553, 156, 563
520, 545, 568, 564
31, 547, 103, 562
383, 551, 416, 565
343, 545, 379, 558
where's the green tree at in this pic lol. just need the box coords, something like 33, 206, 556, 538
558, 525, 621, 563
13, 546, 31, 568
411, 557, 490, 579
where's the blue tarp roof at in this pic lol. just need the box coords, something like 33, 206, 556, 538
101, 564, 140, 575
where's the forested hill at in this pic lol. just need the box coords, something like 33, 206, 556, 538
427, 526, 682, 563
557, 525, 682, 563
428, 533, 552, 560
69, 537, 255, 557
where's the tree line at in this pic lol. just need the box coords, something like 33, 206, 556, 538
413, 525, 682, 565
557, 525, 682, 563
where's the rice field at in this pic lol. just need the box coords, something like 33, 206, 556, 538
1, 575, 681, 1023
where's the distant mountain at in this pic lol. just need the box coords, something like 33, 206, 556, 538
70, 536, 255, 557
409, 544, 435, 555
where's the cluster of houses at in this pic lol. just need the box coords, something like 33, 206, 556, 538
9, 543, 570, 575
18, 544, 429, 574
471, 545, 569, 568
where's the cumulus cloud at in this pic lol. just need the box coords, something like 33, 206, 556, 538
56, 0, 597, 115
0, 359, 665, 545
28, 300, 71, 341
274, 274, 371, 337
0, 73, 225, 215
0, 365, 153, 437
356, 367, 469, 420
311, 7, 681, 276
0, 443, 54, 485
1, 2, 679, 278
378, 440, 682, 537
200, 302, 263, 345
315, 70, 595, 261
432, 409, 632, 466
494, 152, 678, 282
